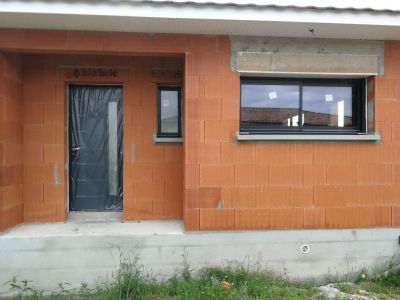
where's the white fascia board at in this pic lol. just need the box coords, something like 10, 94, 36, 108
1, 1, 400, 26
1, 1, 400, 39
148, 0, 400, 12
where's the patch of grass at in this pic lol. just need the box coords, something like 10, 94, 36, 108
9, 254, 400, 300
91, 254, 324, 300
8, 254, 400, 300
363, 272, 400, 298
6, 255, 325, 300
335, 282, 358, 295
356, 256, 400, 298
324, 257, 400, 299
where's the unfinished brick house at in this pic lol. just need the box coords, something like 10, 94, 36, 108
1, 0, 400, 293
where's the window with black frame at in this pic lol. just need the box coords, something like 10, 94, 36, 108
157, 86, 182, 138
240, 78, 366, 134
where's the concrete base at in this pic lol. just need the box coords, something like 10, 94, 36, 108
67, 211, 123, 223
0, 222, 399, 296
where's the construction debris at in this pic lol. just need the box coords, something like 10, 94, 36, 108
318, 283, 380, 300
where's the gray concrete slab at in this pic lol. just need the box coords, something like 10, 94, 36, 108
231, 36, 384, 74
67, 212, 123, 223
236, 52, 380, 75
0, 220, 184, 238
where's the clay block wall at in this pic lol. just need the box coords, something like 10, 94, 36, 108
183, 39, 400, 231
123, 56, 183, 220
375, 41, 400, 226
1, 30, 400, 231
0, 52, 23, 231
22, 55, 66, 222
22, 54, 183, 221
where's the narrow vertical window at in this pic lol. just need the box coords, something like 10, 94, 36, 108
157, 86, 182, 138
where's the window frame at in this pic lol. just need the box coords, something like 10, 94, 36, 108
239, 77, 366, 134
157, 85, 182, 138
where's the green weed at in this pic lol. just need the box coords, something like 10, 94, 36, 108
6, 256, 324, 300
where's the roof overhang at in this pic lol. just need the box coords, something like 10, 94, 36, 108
1, 1, 400, 40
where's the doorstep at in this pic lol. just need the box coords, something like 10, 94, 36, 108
67, 211, 124, 223
0, 219, 184, 238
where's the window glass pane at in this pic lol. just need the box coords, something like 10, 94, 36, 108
303, 86, 353, 128
241, 84, 300, 127
160, 90, 179, 133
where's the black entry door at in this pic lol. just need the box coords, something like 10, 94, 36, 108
69, 85, 123, 211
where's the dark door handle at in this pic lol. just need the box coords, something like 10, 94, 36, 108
71, 147, 80, 158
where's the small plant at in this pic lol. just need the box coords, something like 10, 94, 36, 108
56, 282, 71, 296
7, 276, 44, 299
79, 281, 91, 296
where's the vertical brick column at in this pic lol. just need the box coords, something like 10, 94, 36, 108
22, 55, 66, 222
376, 41, 400, 227
0, 52, 23, 231
123, 56, 183, 221
183, 36, 240, 230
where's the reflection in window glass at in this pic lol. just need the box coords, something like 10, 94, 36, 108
160, 90, 179, 134
303, 86, 352, 128
241, 84, 300, 127
240, 78, 363, 133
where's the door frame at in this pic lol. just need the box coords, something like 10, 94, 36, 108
66, 83, 124, 213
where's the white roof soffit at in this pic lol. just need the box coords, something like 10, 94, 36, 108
1, 0, 400, 40
148, 0, 400, 12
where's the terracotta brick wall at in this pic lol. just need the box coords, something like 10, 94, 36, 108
183, 36, 241, 230
0, 52, 23, 231
375, 41, 400, 226
123, 56, 183, 220
1, 30, 400, 231
22, 54, 183, 221
183, 39, 400, 231
22, 55, 66, 222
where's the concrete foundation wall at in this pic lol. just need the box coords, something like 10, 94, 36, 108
0, 222, 399, 296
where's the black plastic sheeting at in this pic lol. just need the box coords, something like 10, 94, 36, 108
69, 85, 123, 211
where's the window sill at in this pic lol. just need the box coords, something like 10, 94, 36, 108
236, 132, 381, 142
153, 135, 183, 144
